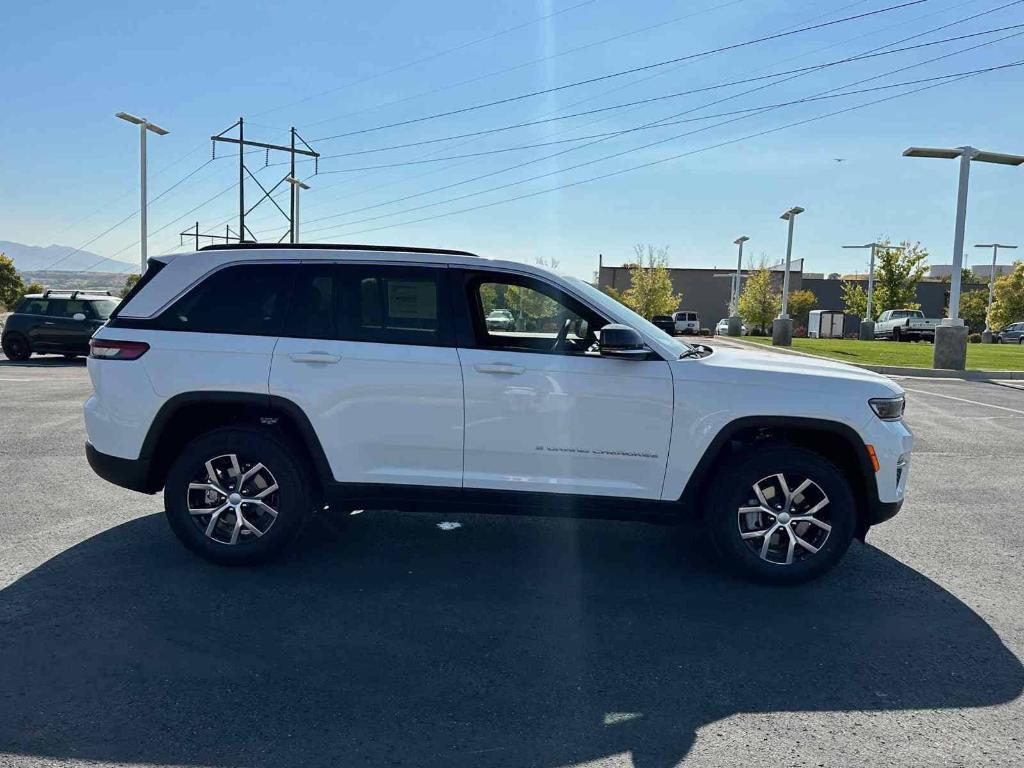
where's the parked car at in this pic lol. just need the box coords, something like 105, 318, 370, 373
1, 290, 119, 360
715, 318, 748, 336
874, 309, 940, 342
651, 315, 676, 334
85, 243, 912, 584
673, 311, 700, 335
485, 308, 515, 331
994, 322, 1024, 344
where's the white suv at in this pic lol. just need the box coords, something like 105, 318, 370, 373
85, 244, 913, 583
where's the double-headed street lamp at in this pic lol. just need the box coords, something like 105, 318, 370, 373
773, 206, 804, 346
842, 242, 903, 340
903, 145, 1024, 369
116, 112, 169, 274
974, 242, 1018, 341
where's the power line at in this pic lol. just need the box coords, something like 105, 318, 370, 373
34, 158, 217, 273
307, 31, 1023, 237
307, 22, 1024, 172
253, 0, 935, 230
309, 0, 928, 143
248, 0, 602, 119
300, 0, 754, 131
330, 63, 1018, 239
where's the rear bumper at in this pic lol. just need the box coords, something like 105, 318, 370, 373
86, 441, 157, 494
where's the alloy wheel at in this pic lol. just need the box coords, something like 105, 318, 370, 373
737, 473, 832, 566
187, 453, 280, 545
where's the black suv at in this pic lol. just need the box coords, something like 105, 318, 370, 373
1, 291, 120, 360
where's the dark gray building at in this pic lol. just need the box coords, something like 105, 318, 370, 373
597, 262, 984, 330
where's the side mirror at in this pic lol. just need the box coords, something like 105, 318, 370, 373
72, 313, 87, 322
599, 324, 649, 359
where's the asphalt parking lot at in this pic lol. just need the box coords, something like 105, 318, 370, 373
0, 356, 1022, 767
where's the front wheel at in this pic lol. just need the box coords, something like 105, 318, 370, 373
164, 427, 312, 565
704, 445, 857, 585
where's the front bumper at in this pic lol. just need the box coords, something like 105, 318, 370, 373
86, 441, 157, 494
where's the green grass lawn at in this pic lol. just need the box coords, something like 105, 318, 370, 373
740, 336, 1024, 371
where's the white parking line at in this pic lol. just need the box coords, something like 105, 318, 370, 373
903, 386, 1024, 416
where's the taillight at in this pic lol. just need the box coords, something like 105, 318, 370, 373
89, 339, 149, 360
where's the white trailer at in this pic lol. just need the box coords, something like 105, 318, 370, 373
808, 310, 846, 339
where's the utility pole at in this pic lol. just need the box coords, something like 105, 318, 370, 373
774, 207, 804, 347
211, 118, 320, 245
904, 145, 1024, 369
974, 242, 1017, 341
842, 242, 904, 340
729, 236, 748, 337
116, 112, 168, 274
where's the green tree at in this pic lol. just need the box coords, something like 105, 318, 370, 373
840, 281, 868, 319
841, 239, 927, 319
738, 262, 780, 333
787, 289, 817, 328
989, 261, 1024, 330
121, 273, 141, 298
0, 253, 25, 311
620, 244, 680, 319
953, 290, 989, 333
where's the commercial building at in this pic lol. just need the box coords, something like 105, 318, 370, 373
598, 261, 985, 330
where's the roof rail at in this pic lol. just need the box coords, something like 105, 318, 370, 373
198, 242, 480, 258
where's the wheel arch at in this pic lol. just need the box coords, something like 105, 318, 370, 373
679, 416, 877, 538
138, 392, 333, 495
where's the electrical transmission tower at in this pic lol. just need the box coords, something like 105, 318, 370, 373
211, 117, 320, 243
179, 222, 240, 250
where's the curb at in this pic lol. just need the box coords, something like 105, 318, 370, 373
719, 336, 1024, 381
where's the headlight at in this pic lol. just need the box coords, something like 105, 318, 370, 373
869, 395, 905, 420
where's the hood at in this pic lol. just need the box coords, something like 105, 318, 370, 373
687, 344, 903, 396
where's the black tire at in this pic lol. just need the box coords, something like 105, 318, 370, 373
893, 328, 902, 342
1, 333, 31, 361
704, 444, 857, 585
164, 426, 313, 565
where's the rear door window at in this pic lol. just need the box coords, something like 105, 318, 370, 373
19, 299, 49, 315
45, 300, 69, 318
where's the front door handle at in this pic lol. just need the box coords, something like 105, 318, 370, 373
475, 363, 525, 375
43, 321, 55, 326
288, 351, 341, 364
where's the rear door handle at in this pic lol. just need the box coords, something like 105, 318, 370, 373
475, 363, 525, 375
43, 321, 55, 326
288, 351, 341, 364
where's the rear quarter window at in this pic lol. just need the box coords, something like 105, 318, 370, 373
157, 264, 292, 336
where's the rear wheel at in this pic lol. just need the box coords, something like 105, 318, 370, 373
704, 445, 857, 585
1, 333, 31, 361
164, 427, 312, 565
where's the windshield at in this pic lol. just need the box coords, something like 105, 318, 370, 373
90, 299, 119, 319
567, 278, 692, 356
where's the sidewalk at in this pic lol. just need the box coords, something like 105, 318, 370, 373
710, 335, 1024, 381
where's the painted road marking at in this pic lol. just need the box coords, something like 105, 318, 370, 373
904, 387, 1024, 416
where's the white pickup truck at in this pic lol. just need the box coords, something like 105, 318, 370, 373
873, 309, 939, 342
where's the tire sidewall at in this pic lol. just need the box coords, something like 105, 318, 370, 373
706, 446, 857, 585
2, 333, 31, 361
164, 427, 311, 565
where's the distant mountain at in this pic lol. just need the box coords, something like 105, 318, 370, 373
0, 240, 135, 273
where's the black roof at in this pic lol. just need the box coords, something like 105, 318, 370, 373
198, 242, 479, 258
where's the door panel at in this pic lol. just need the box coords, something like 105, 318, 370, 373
459, 348, 673, 498
270, 339, 464, 486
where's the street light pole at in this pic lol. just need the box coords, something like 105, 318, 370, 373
903, 145, 1024, 369
116, 112, 168, 273
842, 242, 903, 340
285, 176, 311, 241
974, 242, 1018, 341
728, 236, 749, 337
773, 207, 804, 346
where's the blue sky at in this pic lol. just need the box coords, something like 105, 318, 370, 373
2, 0, 1023, 279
